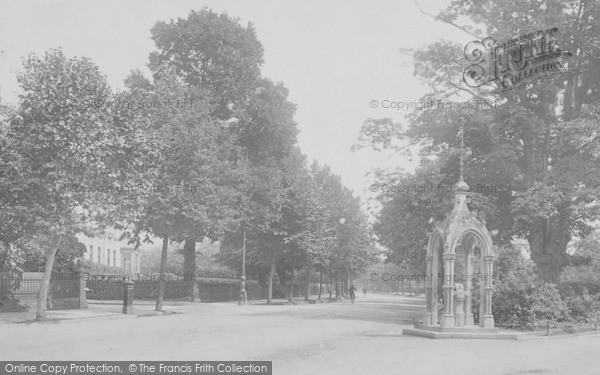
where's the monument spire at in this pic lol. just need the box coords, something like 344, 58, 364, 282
454, 122, 469, 196
459, 122, 464, 182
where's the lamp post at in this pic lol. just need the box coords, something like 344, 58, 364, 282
338, 218, 346, 298
243, 229, 246, 278
238, 227, 247, 306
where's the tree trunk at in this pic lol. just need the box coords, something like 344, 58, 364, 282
346, 268, 351, 295
528, 211, 570, 283
183, 238, 200, 302
288, 269, 294, 302
318, 271, 323, 300
328, 272, 333, 299
267, 256, 275, 304
36, 233, 63, 321
155, 236, 168, 311
304, 265, 311, 301
0, 242, 10, 272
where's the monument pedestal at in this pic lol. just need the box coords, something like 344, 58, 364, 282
466, 314, 475, 326
439, 314, 455, 328
480, 315, 495, 328
454, 311, 465, 327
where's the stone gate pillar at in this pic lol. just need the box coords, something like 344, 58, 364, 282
440, 252, 455, 327
480, 254, 495, 328
78, 273, 88, 309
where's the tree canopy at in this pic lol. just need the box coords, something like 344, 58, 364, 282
0, 8, 377, 317
356, 0, 600, 281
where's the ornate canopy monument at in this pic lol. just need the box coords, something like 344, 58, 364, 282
402, 124, 515, 339
422, 176, 495, 329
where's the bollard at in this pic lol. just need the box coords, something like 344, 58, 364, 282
122, 280, 134, 315
238, 276, 247, 306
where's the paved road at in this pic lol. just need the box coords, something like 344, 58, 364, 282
1, 294, 599, 375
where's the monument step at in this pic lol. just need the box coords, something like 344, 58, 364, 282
416, 323, 500, 333
403, 327, 520, 340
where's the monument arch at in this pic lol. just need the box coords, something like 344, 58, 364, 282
423, 178, 496, 329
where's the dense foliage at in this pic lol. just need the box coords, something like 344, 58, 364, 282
355, 0, 600, 283
0, 8, 376, 317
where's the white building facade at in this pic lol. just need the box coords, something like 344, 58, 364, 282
76, 231, 142, 274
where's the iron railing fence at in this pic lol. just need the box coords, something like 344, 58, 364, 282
0, 275, 79, 300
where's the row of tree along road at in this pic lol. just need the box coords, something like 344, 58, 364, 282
0, 8, 376, 320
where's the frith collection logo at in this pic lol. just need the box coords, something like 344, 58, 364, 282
463, 27, 571, 91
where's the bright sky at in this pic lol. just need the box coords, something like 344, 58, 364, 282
0, 0, 474, 212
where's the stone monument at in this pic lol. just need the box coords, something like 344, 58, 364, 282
402, 124, 516, 339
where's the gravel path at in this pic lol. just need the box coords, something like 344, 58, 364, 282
0, 294, 598, 375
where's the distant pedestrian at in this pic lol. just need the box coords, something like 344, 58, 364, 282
362, 287, 367, 298
349, 284, 356, 304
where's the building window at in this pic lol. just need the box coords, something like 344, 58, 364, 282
113, 250, 116, 266
89, 245, 93, 261
97, 247, 101, 264
107, 249, 110, 265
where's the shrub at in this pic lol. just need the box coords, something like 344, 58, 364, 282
526, 282, 567, 324
560, 288, 600, 324
491, 246, 537, 325
491, 246, 566, 325
558, 232, 600, 323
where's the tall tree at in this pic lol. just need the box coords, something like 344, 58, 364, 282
276, 152, 335, 301
121, 70, 245, 310
147, 10, 293, 290
310, 163, 376, 294
215, 77, 300, 303
0, 100, 38, 274
356, 0, 600, 282
149, 7, 264, 119
4, 49, 128, 320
